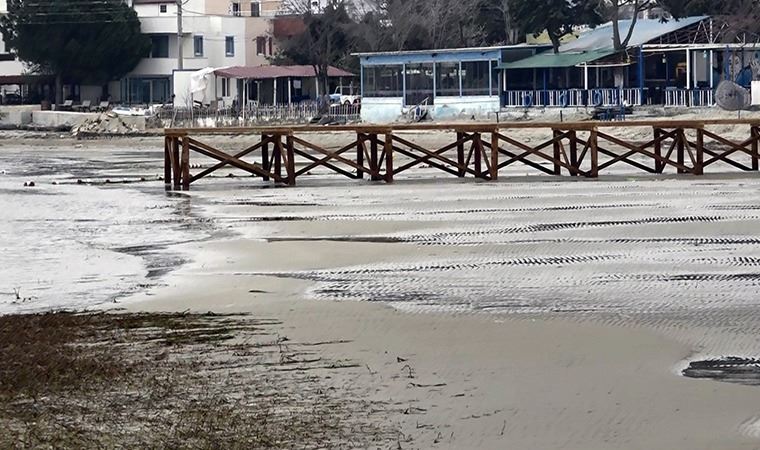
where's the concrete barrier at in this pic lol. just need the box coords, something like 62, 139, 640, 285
0, 105, 40, 127
31, 110, 98, 129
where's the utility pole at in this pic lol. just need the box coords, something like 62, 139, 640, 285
176, 0, 183, 70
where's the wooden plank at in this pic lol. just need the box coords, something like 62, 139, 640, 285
694, 127, 704, 175
261, 134, 270, 181
385, 132, 394, 183
291, 136, 375, 178
186, 138, 280, 181
293, 149, 357, 178
457, 132, 465, 177
654, 128, 663, 173
370, 134, 380, 181
753, 126, 760, 171
490, 132, 499, 181
172, 137, 180, 190
356, 132, 364, 180
163, 137, 171, 187
285, 134, 296, 186
164, 118, 760, 136
191, 140, 266, 183
569, 131, 578, 177
589, 128, 598, 178
181, 137, 190, 190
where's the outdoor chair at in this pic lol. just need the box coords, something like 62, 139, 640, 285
59, 99, 74, 111
97, 101, 110, 112
73, 100, 91, 112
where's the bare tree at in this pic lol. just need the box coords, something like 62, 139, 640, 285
598, 0, 654, 50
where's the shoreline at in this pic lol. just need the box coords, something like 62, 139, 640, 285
122, 236, 760, 449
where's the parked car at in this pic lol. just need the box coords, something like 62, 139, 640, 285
2, 92, 22, 105
329, 86, 360, 105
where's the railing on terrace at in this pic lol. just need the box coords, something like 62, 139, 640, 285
158, 102, 361, 128
664, 89, 715, 108
503, 88, 644, 108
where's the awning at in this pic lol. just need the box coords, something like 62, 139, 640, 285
0, 74, 55, 85
214, 65, 354, 80
497, 49, 616, 70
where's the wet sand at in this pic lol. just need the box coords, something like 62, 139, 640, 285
4, 124, 760, 448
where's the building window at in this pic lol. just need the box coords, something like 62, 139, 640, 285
256, 36, 266, 55
362, 65, 403, 98
221, 78, 230, 97
149, 36, 169, 58
225, 36, 235, 56
159, 4, 168, 13
435, 62, 460, 97
231, 2, 241, 16
461, 61, 490, 96
193, 36, 203, 57
404, 63, 434, 106
251, 1, 260, 17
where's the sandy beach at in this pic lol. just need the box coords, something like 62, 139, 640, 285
3, 119, 760, 448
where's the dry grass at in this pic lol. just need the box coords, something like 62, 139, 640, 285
0, 311, 397, 449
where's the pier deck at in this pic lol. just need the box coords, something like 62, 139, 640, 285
163, 119, 760, 190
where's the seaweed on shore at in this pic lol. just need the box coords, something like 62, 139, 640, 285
0, 311, 397, 449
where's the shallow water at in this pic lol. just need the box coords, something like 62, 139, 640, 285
0, 141, 215, 314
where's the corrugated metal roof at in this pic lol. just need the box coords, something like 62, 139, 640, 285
214, 65, 354, 80
498, 49, 616, 69
498, 16, 708, 70
560, 16, 708, 53
352, 44, 549, 58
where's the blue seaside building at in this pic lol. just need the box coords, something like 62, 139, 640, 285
356, 16, 760, 123
354, 45, 548, 123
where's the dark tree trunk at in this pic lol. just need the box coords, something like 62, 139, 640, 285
55, 73, 63, 105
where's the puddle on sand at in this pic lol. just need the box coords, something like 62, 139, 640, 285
0, 145, 217, 314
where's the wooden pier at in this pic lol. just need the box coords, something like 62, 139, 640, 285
163, 119, 760, 190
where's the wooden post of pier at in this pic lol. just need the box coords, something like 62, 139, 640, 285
164, 136, 172, 187
181, 136, 190, 190
273, 134, 282, 180
285, 133, 296, 186
694, 126, 704, 175
261, 134, 270, 181
490, 130, 499, 181
384, 132, 393, 183
473, 133, 482, 178
589, 127, 599, 178
457, 132, 465, 177
569, 130, 578, 177
676, 129, 686, 174
653, 128, 663, 173
552, 129, 561, 175
356, 132, 364, 179
752, 126, 759, 171
172, 136, 181, 190
370, 134, 380, 181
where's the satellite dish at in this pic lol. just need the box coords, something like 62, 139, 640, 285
715, 80, 751, 111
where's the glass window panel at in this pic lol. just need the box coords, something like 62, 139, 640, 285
404, 63, 434, 106
461, 61, 490, 96
362, 65, 403, 98
435, 62, 460, 97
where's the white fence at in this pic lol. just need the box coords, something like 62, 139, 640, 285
664, 89, 715, 107
159, 102, 361, 128
503, 88, 644, 108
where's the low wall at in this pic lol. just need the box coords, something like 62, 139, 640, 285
360, 97, 403, 124
32, 111, 98, 128
0, 105, 40, 127
360, 96, 502, 124
433, 96, 500, 120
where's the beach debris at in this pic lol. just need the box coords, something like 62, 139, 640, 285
23, 181, 35, 187
70, 112, 141, 137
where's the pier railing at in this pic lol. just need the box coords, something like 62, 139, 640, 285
163, 119, 760, 190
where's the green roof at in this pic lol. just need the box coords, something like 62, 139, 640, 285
498, 49, 616, 70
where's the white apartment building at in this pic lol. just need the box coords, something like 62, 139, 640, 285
116, 0, 282, 105
0, 0, 27, 87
